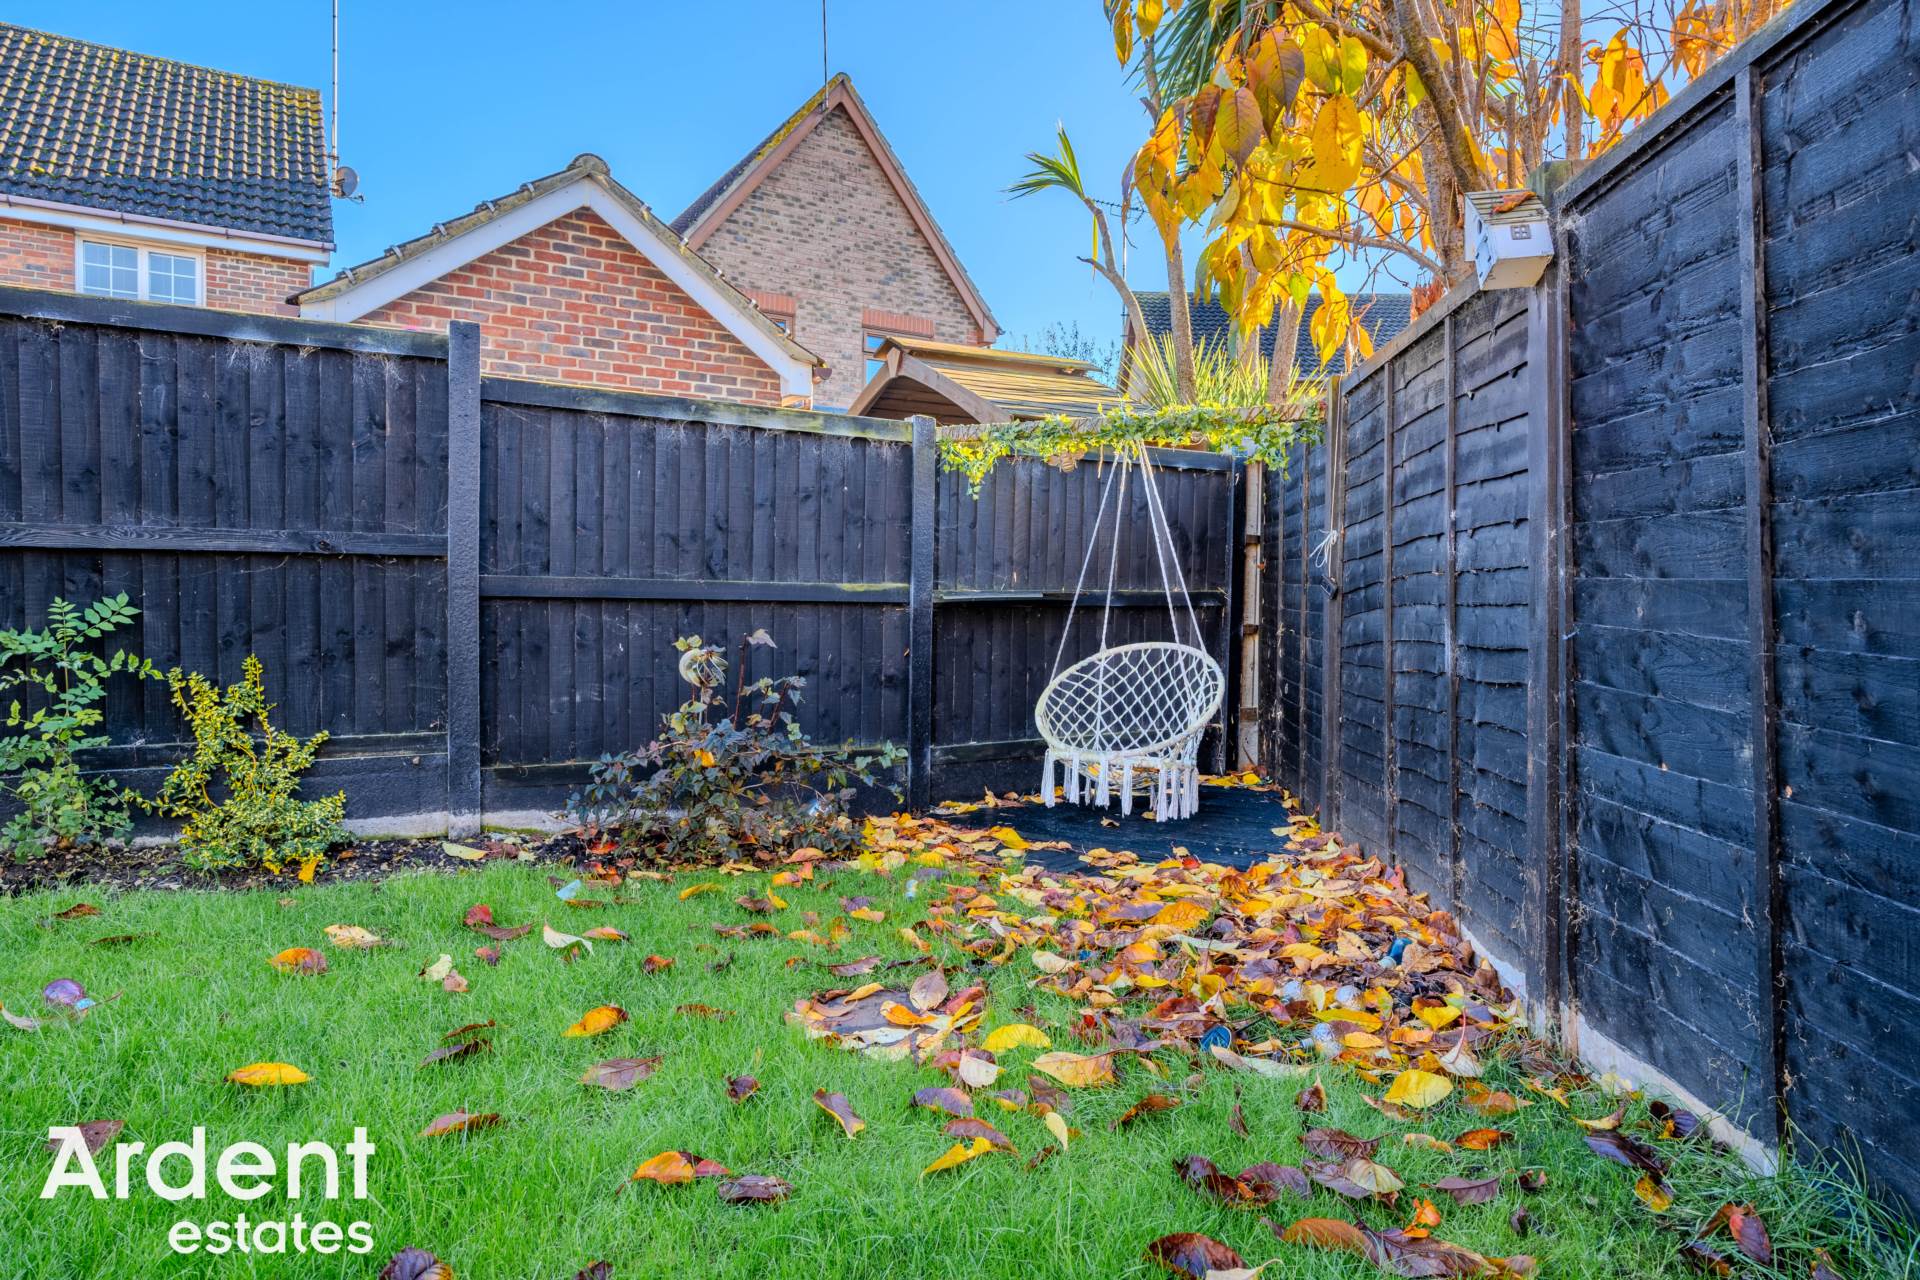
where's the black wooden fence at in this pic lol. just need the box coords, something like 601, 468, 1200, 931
0, 289, 1236, 833
1261, 0, 1919, 1207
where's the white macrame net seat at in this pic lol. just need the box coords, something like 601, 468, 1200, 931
1037, 641, 1224, 821
1030, 442, 1227, 822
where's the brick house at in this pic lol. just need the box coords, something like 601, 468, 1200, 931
674, 74, 999, 411
296, 155, 818, 405
0, 24, 331, 315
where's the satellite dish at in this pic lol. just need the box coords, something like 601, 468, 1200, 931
331, 165, 359, 199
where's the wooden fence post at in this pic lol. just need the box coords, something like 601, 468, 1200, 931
1735, 65, 1787, 1153
906, 415, 937, 811
1216, 459, 1240, 774
1382, 361, 1398, 855
445, 321, 483, 837
1525, 268, 1571, 1023
1321, 378, 1347, 824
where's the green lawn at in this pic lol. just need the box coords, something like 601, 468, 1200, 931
0, 852, 1907, 1279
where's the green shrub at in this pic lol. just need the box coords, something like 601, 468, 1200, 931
0, 594, 159, 858
570, 630, 904, 865
152, 655, 346, 875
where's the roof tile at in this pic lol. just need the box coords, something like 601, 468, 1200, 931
0, 23, 331, 243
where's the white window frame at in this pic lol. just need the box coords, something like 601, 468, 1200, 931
75, 234, 205, 306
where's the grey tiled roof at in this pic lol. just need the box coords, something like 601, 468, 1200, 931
1134, 291, 1414, 378
0, 23, 332, 244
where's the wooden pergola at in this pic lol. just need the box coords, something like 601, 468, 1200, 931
848, 337, 1124, 424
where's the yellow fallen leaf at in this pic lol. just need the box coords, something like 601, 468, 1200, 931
268, 947, 326, 974
1044, 1109, 1072, 1150
563, 1005, 629, 1037
1634, 1174, 1673, 1212
849, 907, 886, 923
1150, 900, 1208, 930
442, 841, 486, 862
630, 1151, 695, 1185
323, 924, 383, 949
1031, 951, 1073, 974
1416, 1005, 1462, 1031
1383, 1068, 1453, 1109
227, 1062, 309, 1087
922, 1136, 994, 1175
1031, 1051, 1115, 1088
986, 825, 1030, 851
899, 926, 930, 954
678, 882, 721, 900
983, 1023, 1051, 1053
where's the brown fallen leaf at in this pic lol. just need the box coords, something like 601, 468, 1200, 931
715, 1174, 791, 1204
1229, 1101, 1250, 1137
1303, 1127, 1381, 1160
1679, 1241, 1733, 1275
676, 1003, 734, 1020
1240, 1162, 1312, 1200
1517, 1169, 1548, 1193
379, 1248, 453, 1280
420, 1039, 491, 1068
53, 903, 101, 920
726, 1074, 760, 1103
813, 1089, 865, 1137
1431, 1174, 1502, 1205
944, 1117, 1017, 1153
1144, 1232, 1254, 1280
1585, 1130, 1667, 1175
1114, 1092, 1182, 1128
47, 1120, 122, 1154
1274, 1216, 1367, 1254
913, 1087, 974, 1119
474, 946, 501, 966
1026, 1143, 1060, 1170
642, 954, 674, 973
419, 1111, 502, 1137
1296, 1082, 1327, 1112
579, 1057, 662, 1091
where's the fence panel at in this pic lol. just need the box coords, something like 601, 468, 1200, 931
0, 293, 452, 818
1757, 0, 1920, 1195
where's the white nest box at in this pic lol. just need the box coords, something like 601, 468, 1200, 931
1464, 190, 1553, 289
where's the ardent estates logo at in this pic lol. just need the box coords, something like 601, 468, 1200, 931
42, 1126, 378, 1257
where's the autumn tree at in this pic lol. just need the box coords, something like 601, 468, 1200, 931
1108, 0, 1790, 375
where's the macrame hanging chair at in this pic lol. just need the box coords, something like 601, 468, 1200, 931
1036, 445, 1225, 822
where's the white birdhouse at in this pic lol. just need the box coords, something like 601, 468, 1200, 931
1464, 190, 1554, 289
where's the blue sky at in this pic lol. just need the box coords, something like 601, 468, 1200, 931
14, 0, 1213, 355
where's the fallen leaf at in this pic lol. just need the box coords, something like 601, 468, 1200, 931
1431, 1174, 1502, 1205
913, 1087, 975, 1119
676, 1003, 734, 1020
1585, 1130, 1667, 1175
1031, 1051, 1115, 1088
269, 947, 328, 975
813, 1089, 865, 1137
1384, 1068, 1453, 1109
579, 1057, 661, 1091
716, 1174, 791, 1204
1044, 1109, 1072, 1150
628, 1151, 728, 1186
642, 954, 674, 972
983, 1022, 1051, 1052
42, 978, 85, 1006
53, 903, 101, 919
1634, 1174, 1675, 1212
46, 1121, 122, 1154
1114, 1093, 1182, 1128
726, 1075, 760, 1102
1276, 1216, 1368, 1254
1303, 1128, 1381, 1160
909, 969, 949, 1012
922, 1136, 996, 1175
324, 924, 385, 948
442, 841, 486, 861
944, 1117, 1017, 1152
678, 882, 721, 900
227, 1062, 309, 1087
379, 1247, 453, 1280
1145, 1232, 1255, 1280
1457, 1128, 1510, 1150
1296, 1082, 1327, 1112
542, 923, 592, 958
419, 1039, 491, 1068
419, 1111, 502, 1137
563, 1006, 628, 1038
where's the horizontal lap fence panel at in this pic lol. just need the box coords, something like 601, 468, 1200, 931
1259, 0, 1920, 1210
0, 288, 1236, 834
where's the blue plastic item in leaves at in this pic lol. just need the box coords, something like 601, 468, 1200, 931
1199, 1024, 1233, 1054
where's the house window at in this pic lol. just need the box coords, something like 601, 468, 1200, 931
77, 239, 202, 305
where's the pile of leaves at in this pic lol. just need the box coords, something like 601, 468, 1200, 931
569, 631, 904, 866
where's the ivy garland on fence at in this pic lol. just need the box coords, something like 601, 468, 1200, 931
935, 401, 1322, 492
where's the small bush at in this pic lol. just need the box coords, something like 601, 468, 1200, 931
0, 594, 159, 858
570, 631, 903, 865
151, 655, 346, 875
